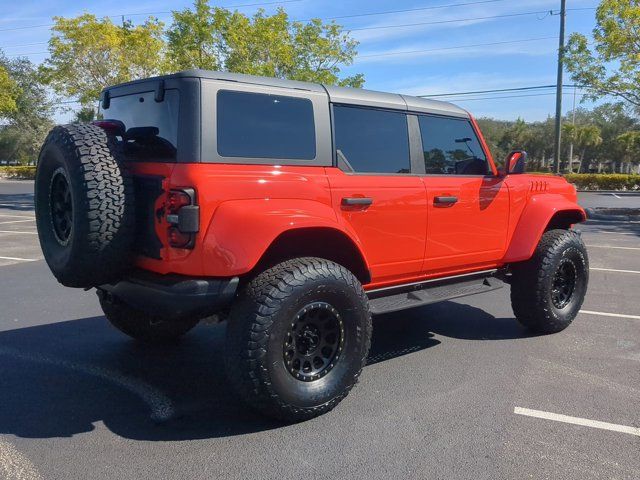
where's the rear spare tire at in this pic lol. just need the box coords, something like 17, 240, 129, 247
35, 124, 134, 288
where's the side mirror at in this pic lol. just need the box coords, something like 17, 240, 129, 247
505, 150, 527, 175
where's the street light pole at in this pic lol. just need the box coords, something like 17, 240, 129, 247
553, 0, 567, 174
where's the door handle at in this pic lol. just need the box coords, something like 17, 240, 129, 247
341, 197, 373, 207
434, 196, 458, 206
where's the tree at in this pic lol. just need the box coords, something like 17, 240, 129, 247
562, 124, 603, 173
166, 0, 223, 70
565, 0, 640, 109
73, 106, 97, 123
616, 131, 640, 173
0, 64, 20, 116
41, 14, 167, 105
0, 55, 54, 164
167, 1, 364, 87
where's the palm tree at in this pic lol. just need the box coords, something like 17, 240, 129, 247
562, 124, 603, 173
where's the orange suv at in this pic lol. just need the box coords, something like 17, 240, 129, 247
35, 70, 588, 422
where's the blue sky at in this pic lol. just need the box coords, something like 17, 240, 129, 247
0, 0, 601, 122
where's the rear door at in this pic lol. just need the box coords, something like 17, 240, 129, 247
417, 115, 509, 272
326, 105, 427, 285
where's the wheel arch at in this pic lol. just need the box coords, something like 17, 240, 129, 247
201, 198, 371, 282
503, 194, 586, 263
250, 227, 371, 285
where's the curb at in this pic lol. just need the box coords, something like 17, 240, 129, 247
585, 207, 640, 222
577, 190, 640, 194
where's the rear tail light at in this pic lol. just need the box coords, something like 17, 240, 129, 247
165, 188, 199, 249
167, 190, 192, 213
167, 226, 192, 248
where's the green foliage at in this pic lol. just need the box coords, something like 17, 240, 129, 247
0, 165, 37, 179
0, 65, 20, 115
0, 54, 54, 164
167, 1, 363, 87
73, 106, 97, 123
564, 173, 640, 190
565, 0, 640, 109
166, 0, 222, 70
478, 103, 639, 173
41, 14, 167, 105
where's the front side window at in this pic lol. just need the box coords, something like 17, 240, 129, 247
217, 90, 316, 160
333, 105, 411, 174
418, 115, 489, 175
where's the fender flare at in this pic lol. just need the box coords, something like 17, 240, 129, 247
503, 194, 586, 263
201, 198, 369, 277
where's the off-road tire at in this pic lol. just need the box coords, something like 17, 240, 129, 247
510, 229, 589, 334
98, 290, 199, 343
35, 124, 134, 288
225, 257, 372, 422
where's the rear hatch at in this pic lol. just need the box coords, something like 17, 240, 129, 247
99, 85, 182, 260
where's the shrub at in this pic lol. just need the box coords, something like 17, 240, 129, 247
0, 165, 37, 180
564, 173, 640, 191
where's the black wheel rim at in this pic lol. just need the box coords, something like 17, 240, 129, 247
50, 169, 72, 245
283, 302, 345, 382
551, 258, 577, 309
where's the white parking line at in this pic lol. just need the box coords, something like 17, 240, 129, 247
0, 214, 35, 219
580, 310, 640, 320
590, 267, 640, 274
0, 219, 35, 225
514, 407, 640, 437
0, 439, 43, 480
0, 256, 41, 262
586, 244, 640, 251
610, 193, 621, 199
0, 231, 37, 234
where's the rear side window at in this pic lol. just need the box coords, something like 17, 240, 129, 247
217, 90, 316, 160
333, 105, 410, 174
103, 89, 180, 162
418, 115, 488, 175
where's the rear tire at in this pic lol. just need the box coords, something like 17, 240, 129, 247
225, 257, 372, 422
35, 124, 134, 288
98, 290, 199, 343
510, 229, 589, 334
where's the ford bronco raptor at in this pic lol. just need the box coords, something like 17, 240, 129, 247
35, 70, 588, 422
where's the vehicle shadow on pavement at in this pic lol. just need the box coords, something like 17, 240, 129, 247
0, 193, 35, 212
0, 302, 526, 441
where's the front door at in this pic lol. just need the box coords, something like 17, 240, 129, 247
416, 114, 510, 272
327, 105, 427, 285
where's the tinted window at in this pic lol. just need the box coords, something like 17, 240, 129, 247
104, 89, 180, 162
418, 116, 489, 175
333, 105, 410, 174
217, 90, 315, 160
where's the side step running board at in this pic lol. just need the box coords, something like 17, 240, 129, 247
367, 276, 504, 315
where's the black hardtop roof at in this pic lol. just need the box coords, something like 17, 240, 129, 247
102, 69, 469, 118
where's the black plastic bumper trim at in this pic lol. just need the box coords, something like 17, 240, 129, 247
99, 271, 239, 319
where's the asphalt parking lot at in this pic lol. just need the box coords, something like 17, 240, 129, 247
0, 180, 638, 480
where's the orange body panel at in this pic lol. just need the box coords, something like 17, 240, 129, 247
325, 168, 427, 284
128, 161, 584, 289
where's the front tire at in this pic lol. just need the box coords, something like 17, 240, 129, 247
225, 258, 372, 422
511, 229, 589, 334
98, 290, 199, 343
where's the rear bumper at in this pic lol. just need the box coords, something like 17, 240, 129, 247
99, 270, 239, 319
